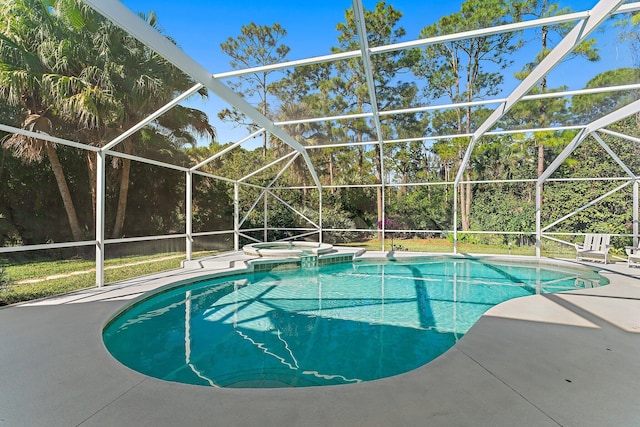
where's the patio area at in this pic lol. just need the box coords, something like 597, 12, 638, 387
1, 253, 639, 427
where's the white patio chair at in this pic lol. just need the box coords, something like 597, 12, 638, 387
575, 234, 610, 264
625, 244, 640, 268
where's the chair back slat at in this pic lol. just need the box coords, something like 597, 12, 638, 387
593, 235, 603, 250
583, 234, 594, 250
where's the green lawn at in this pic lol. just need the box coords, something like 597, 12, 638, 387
341, 237, 576, 258
0, 251, 216, 306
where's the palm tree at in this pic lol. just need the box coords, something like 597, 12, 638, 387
1, 0, 215, 241
83, 10, 215, 238
2, 113, 85, 241
0, 0, 94, 241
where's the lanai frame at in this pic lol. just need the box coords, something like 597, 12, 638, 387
1, 0, 639, 287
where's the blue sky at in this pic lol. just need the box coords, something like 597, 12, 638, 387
121, 0, 634, 147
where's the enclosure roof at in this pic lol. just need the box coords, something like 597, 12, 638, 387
1, 0, 640, 186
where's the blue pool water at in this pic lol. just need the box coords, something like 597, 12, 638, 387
103, 258, 607, 388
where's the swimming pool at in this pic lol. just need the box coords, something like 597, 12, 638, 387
103, 257, 607, 388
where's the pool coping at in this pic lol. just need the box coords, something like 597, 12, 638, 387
1, 251, 639, 426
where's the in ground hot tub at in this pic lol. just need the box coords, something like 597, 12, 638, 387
243, 241, 334, 258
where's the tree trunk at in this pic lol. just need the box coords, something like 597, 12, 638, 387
45, 143, 84, 241
537, 143, 545, 177
262, 131, 267, 158
111, 141, 133, 238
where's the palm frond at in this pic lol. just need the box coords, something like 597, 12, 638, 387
1, 114, 53, 163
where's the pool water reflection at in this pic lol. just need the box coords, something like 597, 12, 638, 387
103, 258, 606, 388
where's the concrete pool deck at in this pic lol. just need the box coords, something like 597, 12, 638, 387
1, 252, 639, 426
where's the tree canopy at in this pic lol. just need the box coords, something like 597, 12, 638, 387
1, 0, 638, 254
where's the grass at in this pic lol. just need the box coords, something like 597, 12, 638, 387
0, 239, 580, 306
342, 237, 576, 258
5, 252, 192, 282
0, 251, 215, 306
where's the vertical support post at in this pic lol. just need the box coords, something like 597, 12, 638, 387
263, 189, 268, 242
95, 151, 106, 287
536, 182, 542, 258
381, 209, 385, 252
380, 186, 385, 251
453, 182, 458, 254
319, 188, 323, 243
185, 171, 192, 261
234, 182, 239, 251
634, 180, 639, 247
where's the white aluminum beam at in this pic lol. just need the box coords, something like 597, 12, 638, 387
319, 189, 323, 243
267, 190, 319, 228
238, 232, 261, 244
535, 180, 542, 258
274, 82, 640, 129
304, 125, 584, 149
274, 83, 640, 131
191, 230, 234, 237
0, 240, 95, 254
190, 128, 264, 171
477, 0, 625, 139
185, 171, 193, 261
234, 182, 239, 251
266, 153, 300, 189
539, 98, 640, 184
191, 169, 238, 185
635, 182, 639, 247
279, 230, 321, 242
455, 0, 625, 186
584, 98, 640, 133
542, 180, 631, 231
591, 132, 637, 178
213, 51, 360, 79
102, 83, 204, 152
353, 0, 386, 250
82, 0, 322, 189
0, 123, 99, 152
263, 191, 268, 241
95, 151, 106, 286
209, 3, 640, 78
538, 129, 587, 183
599, 128, 640, 144
239, 191, 266, 227
352, 0, 384, 143
235, 180, 265, 190
105, 149, 190, 172
105, 233, 186, 245
238, 151, 297, 182
275, 112, 371, 126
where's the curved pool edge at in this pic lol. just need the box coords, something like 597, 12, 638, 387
103, 252, 611, 336
101, 253, 611, 389
3, 254, 639, 426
